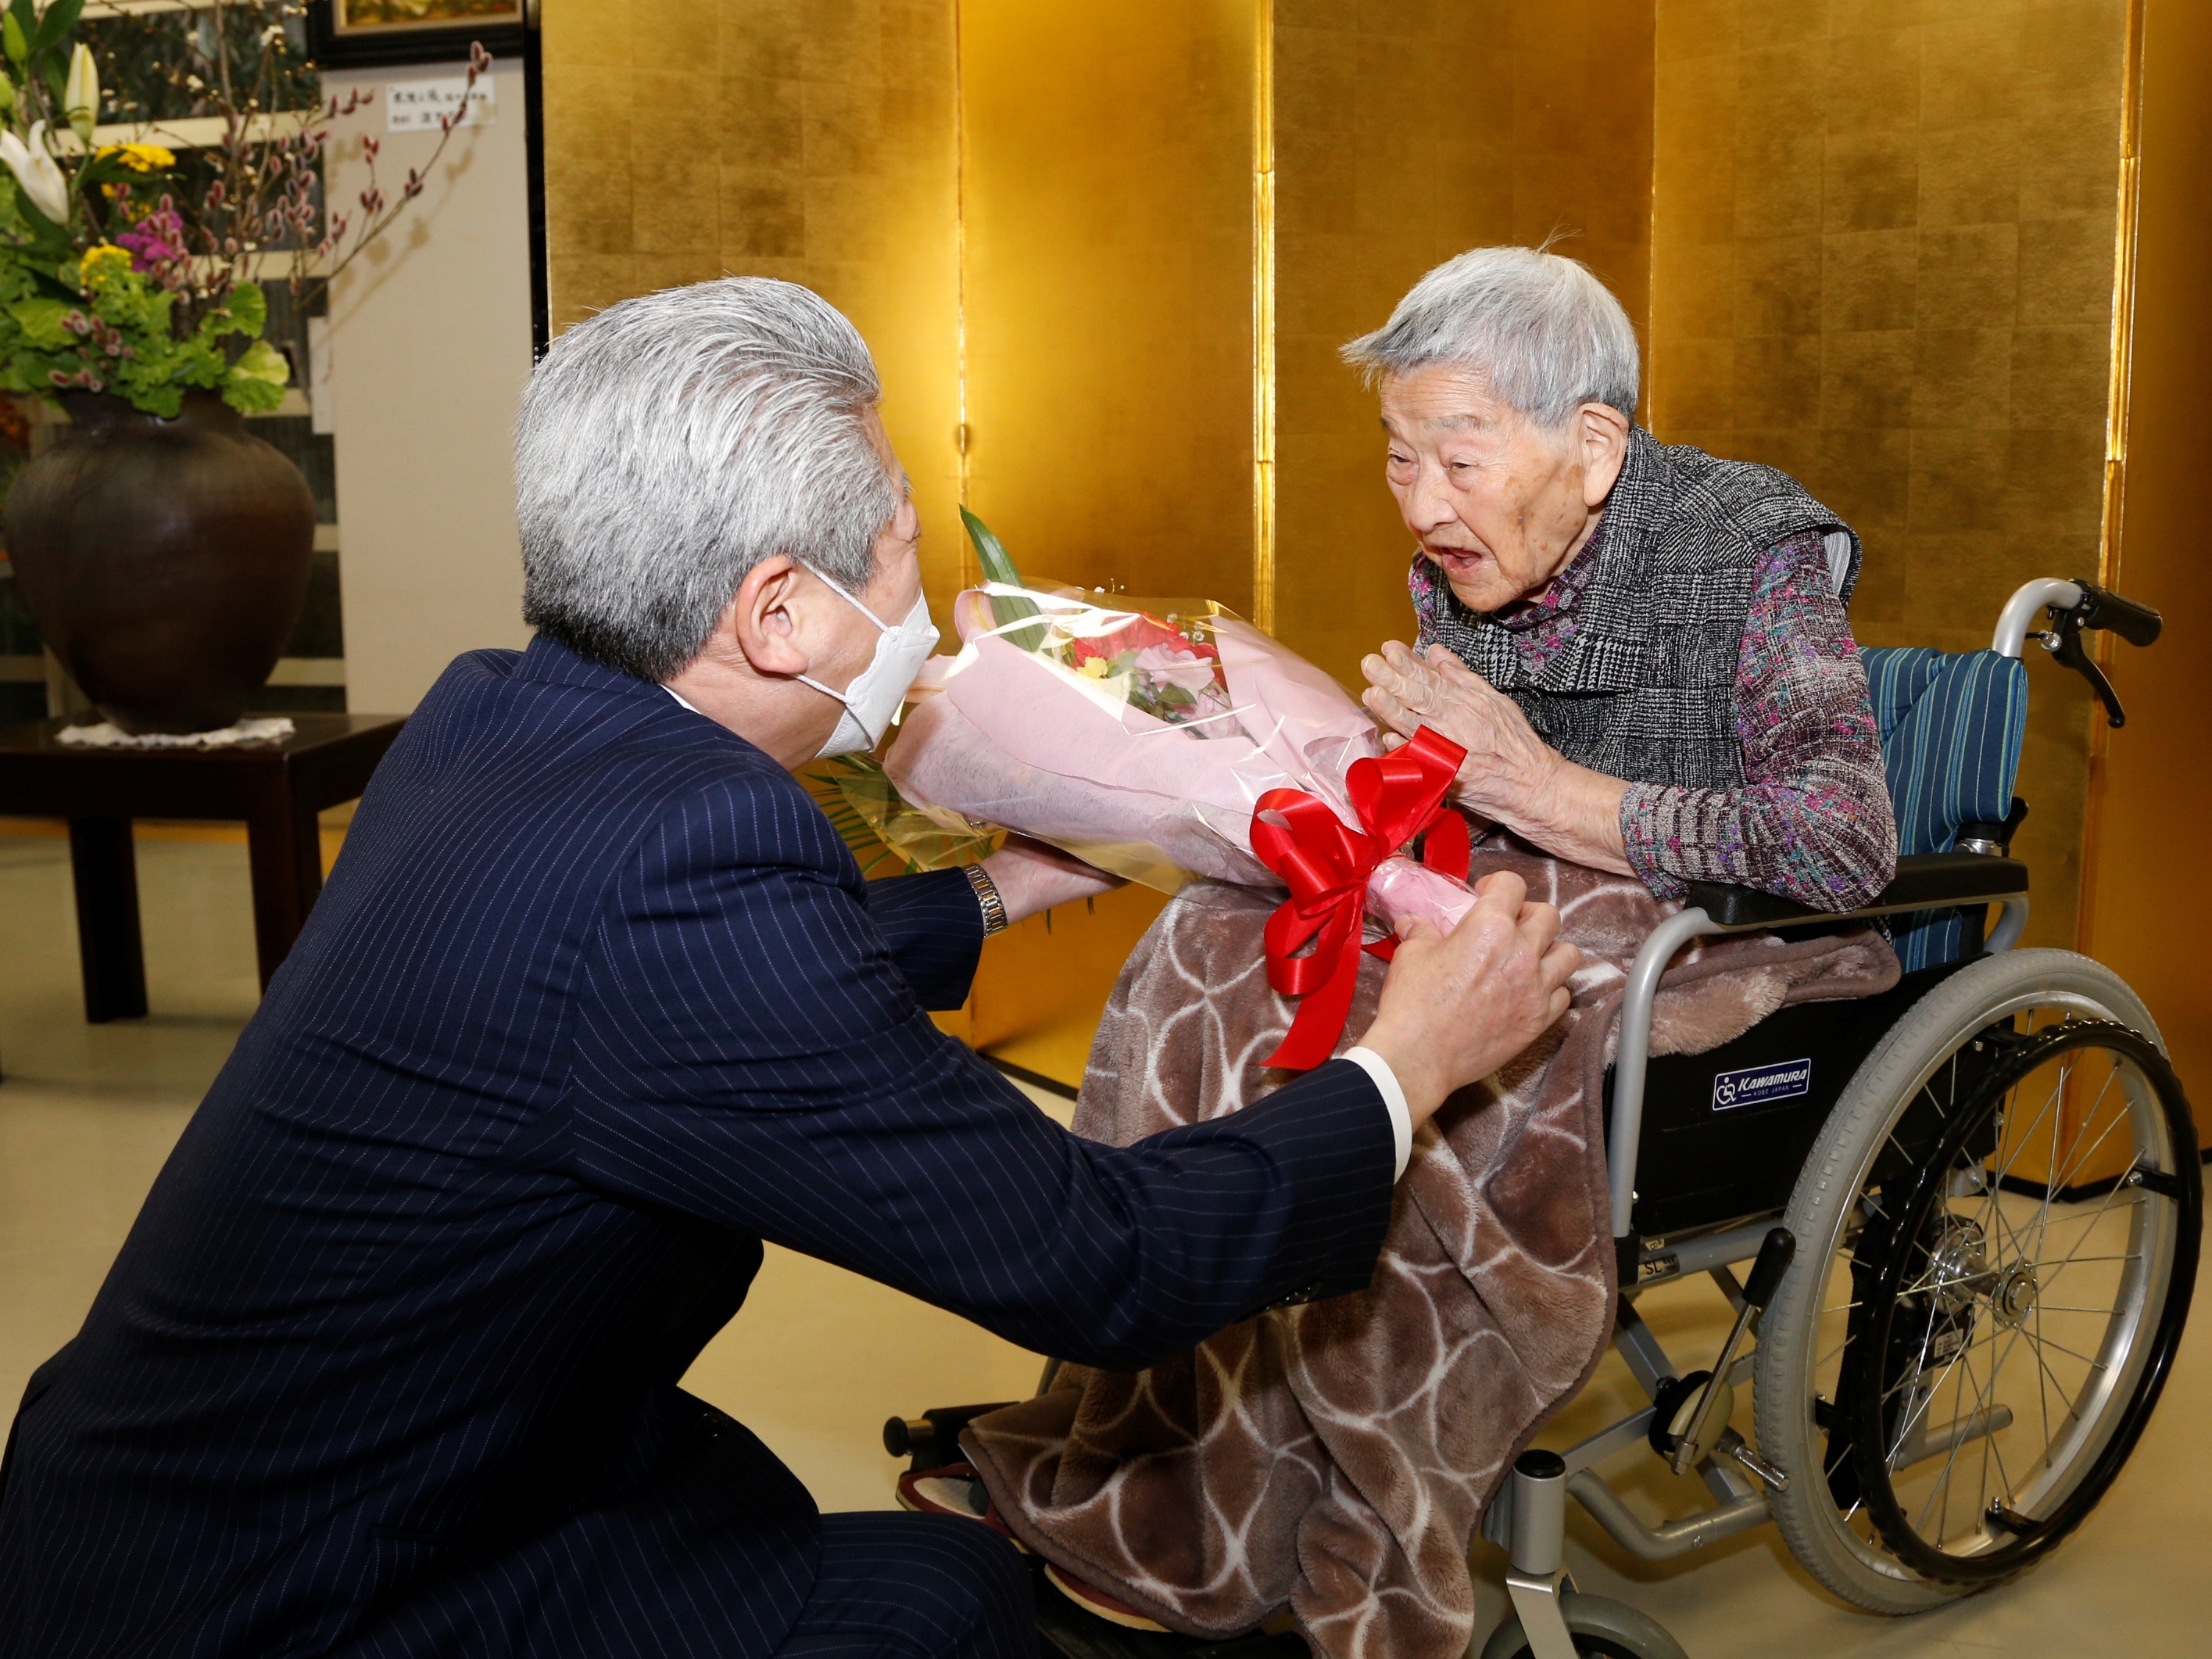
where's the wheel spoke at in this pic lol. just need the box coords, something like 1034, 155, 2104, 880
2034, 1182, 2143, 1288
2032, 1291, 2053, 1464
2022, 1334, 2108, 1371
1977, 1324, 2028, 1510
1990, 1070, 2065, 1196
2025, 1055, 2074, 1262
2049, 1092, 2131, 1201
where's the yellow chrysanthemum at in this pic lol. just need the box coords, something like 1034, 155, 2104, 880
79, 244, 133, 285
95, 142, 175, 173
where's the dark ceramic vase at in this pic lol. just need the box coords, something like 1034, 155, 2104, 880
3, 390, 316, 734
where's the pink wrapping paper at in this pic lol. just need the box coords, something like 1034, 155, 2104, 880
884, 590, 1478, 933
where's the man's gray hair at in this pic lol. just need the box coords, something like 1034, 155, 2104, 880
517, 277, 899, 682
1340, 245, 1641, 428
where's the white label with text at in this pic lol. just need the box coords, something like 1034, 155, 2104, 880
385, 76, 496, 134
1711, 1057, 1813, 1112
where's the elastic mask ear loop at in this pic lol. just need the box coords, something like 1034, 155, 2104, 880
810, 568, 892, 633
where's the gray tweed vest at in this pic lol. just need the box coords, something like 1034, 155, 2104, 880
1415, 428, 1862, 791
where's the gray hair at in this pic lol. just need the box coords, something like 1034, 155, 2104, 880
1340, 245, 1640, 428
516, 277, 899, 681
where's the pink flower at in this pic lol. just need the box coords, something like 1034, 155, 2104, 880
115, 203, 186, 270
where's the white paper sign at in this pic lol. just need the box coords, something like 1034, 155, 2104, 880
384, 75, 496, 134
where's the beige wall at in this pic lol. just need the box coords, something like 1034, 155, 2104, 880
1648, 0, 2130, 945
1272, 0, 1656, 687
324, 62, 537, 715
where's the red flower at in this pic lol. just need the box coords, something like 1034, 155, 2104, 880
1070, 611, 1219, 667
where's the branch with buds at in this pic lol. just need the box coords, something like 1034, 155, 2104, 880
0, 1, 492, 340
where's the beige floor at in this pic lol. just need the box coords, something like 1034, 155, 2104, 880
4, 830, 2209, 1655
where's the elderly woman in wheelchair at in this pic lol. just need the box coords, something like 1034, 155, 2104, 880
900, 251, 2192, 1659
1338, 250, 2196, 1659
1348, 245, 1896, 918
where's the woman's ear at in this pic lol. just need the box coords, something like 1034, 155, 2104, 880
725, 556, 814, 679
1577, 403, 1630, 507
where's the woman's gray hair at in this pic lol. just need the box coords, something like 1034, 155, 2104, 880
1340, 245, 1641, 428
516, 277, 899, 682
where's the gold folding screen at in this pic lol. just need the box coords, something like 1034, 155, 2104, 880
542, 0, 2153, 1061
1271, 1, 1656, 686
540, 0, 969, 607
1648, 0, 2132, 946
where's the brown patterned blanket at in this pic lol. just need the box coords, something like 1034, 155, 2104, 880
964, 845, 1898, 1658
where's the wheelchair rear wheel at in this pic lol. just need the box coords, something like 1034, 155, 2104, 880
1752, 950, 2199, 1613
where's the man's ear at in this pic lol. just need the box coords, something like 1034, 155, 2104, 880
1577, 402, 1630, 507
725, 555, 814, 679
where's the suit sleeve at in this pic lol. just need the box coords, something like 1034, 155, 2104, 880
857, 868, 985, 1011
559, 779, 1397, 1371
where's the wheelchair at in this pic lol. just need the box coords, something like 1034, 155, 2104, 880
893, 576, 2200, 1659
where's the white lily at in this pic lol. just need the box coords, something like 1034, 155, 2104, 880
0, 122, 70, 224
63, 43, 98, 146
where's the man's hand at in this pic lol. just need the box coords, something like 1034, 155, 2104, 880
980, 836, 1125, 926
1355, 871, 1580, 1127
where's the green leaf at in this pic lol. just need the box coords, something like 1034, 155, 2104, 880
41, 56, 61, 106
128, 378, 181, 417
222, 280, 267, 338
9, 295, 70, 347
223, 338, 287, 400
5, 185, 70, 255
221, 376, 285, 415
959, 506, 1045, 651
30, 0, 82, 56
2, 13, 24, 69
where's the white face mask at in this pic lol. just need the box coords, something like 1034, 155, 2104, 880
796, 569, 940, 758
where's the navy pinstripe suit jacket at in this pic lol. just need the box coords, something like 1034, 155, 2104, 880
0, 636, 1398, 1658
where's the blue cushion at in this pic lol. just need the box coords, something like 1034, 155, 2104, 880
1859, 647, 2029, 970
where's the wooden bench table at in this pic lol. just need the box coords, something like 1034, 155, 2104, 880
0, 714, 406, 1029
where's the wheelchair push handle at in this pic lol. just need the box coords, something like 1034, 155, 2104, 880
1995, 577, 2165, 729
2072, 581, 2163, 648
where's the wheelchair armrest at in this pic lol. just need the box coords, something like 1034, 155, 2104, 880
1683, 851, 2031, 930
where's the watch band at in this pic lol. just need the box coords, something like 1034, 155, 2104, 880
963, 862, 1009, 936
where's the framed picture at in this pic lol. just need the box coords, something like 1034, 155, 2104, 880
306, 0, 530, 70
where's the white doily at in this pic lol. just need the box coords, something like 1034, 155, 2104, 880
57, 717, 297, 750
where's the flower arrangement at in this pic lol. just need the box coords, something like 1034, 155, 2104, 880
961, 508, 1236, 731
0, 0, 492, 416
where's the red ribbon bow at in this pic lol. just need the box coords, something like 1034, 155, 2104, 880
1249, 726, 1472, 1070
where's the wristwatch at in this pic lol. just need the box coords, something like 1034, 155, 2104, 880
962, 863, 1009, 936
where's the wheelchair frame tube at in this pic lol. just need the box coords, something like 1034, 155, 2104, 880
1609, 907, 1723, 1238
1992, 578, 2083, 658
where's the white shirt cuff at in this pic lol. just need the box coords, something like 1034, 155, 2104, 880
1341, 1046, 1412, 1181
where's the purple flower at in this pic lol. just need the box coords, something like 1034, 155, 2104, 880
114, 203, 187, 271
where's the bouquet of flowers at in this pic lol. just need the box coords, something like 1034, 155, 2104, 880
880, 514, 1482, 1066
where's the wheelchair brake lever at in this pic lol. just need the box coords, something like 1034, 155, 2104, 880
2046, 615, 2128, 729
1666, 1228, 1795, 1477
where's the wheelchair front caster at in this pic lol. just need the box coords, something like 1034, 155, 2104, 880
1478, 1591, 1689, 1659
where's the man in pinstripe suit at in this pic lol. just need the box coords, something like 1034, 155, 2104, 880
0, 280, 1578, 1659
